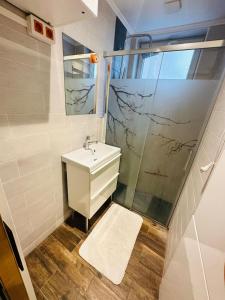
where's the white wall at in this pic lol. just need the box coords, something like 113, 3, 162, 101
194, 145, 225, 300
164, 72, 225, 268
160, 130, 225, 300
160, 216, 209, 300
0, 0, 115, 255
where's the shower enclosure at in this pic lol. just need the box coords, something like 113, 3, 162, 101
104, 40, 225, 226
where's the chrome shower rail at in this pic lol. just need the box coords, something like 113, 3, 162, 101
103, 39, 225, 58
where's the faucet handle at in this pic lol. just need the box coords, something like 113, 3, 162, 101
86, 135, 90, 141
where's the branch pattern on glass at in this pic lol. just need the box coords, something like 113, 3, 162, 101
108, 84, 192, 154
152, 133, 197, 156
144, 169, 168, 178
66, 84, 95, 113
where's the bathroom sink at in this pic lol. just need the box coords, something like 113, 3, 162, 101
62, 142, 121, 224
62, 142, 121, 173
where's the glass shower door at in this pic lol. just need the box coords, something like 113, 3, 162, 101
106, 46, 225, 226
133, 48, 225, 225
106, 53, 163, 209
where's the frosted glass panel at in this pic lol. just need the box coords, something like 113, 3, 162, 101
106, 54, 163, 208
106, 48, 225, 226
106, 79, 156, 207
134, 49, 224, 225
135, 79, 218, 223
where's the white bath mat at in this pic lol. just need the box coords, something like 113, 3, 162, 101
79, 204, 143, 285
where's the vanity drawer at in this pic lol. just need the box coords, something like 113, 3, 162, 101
89, 177, 118, 218
90, 156, 120, 199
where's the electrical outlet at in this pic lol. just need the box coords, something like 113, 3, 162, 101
26, 14, 55, 45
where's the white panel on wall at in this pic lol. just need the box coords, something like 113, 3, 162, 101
162, 69, 225, 299
194, 147, 225, 300
159, 217, 208, 300
164, 71, 225, 268
160, 230, 195, 300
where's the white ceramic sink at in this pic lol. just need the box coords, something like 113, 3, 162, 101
62, 142, 121, 173
62, 142, 121, 223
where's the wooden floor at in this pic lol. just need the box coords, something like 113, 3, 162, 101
26, 206, 167, 300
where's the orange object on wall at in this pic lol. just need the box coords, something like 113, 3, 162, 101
27, 14, 55, 45
46, 27, 54, 41
89, 53, 98, 64
34, 19, 44, 35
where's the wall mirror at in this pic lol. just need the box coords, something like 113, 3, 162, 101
62, 33, 97, 115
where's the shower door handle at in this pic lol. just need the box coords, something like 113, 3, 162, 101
200, 162, 215, 172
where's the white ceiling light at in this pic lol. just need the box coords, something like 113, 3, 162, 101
164, 0, 182, 14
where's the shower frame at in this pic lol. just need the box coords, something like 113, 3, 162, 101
103, 39, 225, 227
103, 39, 225, 57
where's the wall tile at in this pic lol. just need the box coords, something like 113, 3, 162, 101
191, 163, 203, 208
30, 214, 56, 244
16, 220, 34, 249
0, 14, 26, 34
165, 75, 225, 276
0, 114, 11, 139
0, 31, 50, 71
30, 197, 56, 229
201, 131, 220, 161
0, 87, 46, 114
0, 160, 19, 182
18, 150, 52, 176
24, 180, 54, 208
3, 166, 53, 200
186, 176, 195, 215
0, 138, 17, 162
8, 114, 48, 137
207, 110, 225, 139
7, 193, 26, 212
15, 134, 50, 159
0, 1, 116, 255
0, 57, 50, 94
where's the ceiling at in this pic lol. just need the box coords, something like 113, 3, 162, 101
106, 0, 225, 34
7, 0, 98, 26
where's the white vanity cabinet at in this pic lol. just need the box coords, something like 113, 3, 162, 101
62, 143, 121, 220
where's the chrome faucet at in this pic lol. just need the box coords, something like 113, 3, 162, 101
83, 136, 98, 154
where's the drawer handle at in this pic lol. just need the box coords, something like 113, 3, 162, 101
91, 173, 119, 200
91, 154, 121, 175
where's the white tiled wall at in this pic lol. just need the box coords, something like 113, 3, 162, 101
160, 217, 209, 300
194, 148, 225, 300
164, 72, 225, 269
0, 0, 115, 254
160, 132, 225, 300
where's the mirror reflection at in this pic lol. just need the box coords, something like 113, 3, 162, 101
62, 33, 97, 115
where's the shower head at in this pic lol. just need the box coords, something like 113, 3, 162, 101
126, 33, 153, 48
125, 33, 154, 58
